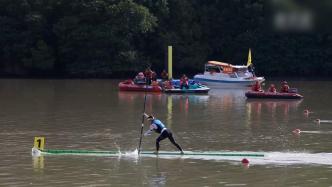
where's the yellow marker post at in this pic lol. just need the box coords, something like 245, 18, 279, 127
168, 46, 173, 80
34, 137, 45, 150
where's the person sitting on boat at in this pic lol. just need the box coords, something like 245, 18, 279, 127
163, 80, 173, 89
280, 81, 290, 93
143, 113, 184, 155
144, 67, 153, 85
251, 81, 262, 92
134, 72, 146, 84
180, 74, 189, 89
161, 70, 168, 81
268, 84, 277, 93
151, 80, 159, 86
151, 71, 157, 81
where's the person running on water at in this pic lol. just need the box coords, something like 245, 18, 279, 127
144, 113, 184, 154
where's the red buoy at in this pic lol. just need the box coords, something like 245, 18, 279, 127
241, 158, 249, 164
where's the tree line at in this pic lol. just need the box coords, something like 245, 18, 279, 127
0, 0, 331, 78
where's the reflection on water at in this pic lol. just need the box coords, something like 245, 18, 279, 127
148, 159, 167, 187
246, 99, 303, 126
118, 92, 210, 128
167, 96, 172, 127
32, 156, 44, 172
208, 88, 247, 112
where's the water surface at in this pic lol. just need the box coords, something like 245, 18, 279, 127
0, 79, 332, 186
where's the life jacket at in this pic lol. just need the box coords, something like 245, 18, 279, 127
281, 85, 289, 92
152, 119, 166, 134
164, 81, 173, 89
180, 77, 188, 85
251, 84, 260, 91
145, 70, 152, 78
151, 81, 158, 86
269, 87, 276, 92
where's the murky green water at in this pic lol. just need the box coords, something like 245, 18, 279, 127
0, 79, 331, 186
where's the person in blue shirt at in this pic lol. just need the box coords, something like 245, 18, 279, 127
144, 113, 184, 154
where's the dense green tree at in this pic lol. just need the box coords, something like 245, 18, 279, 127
0, 0, 330, 78
53, 0, 157, 77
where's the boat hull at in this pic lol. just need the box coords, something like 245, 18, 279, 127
194, 75, 265, 88
118, 81, 162, 92
245, 91, 303, 99
164, 87, 210, 94
161, 79, 210, 93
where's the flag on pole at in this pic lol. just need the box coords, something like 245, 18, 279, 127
247, 48, 252, 67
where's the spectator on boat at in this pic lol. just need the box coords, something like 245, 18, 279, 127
134, 72, 146, 84
151, 80, 159, 86
251, 81, 262, 92
161, 70, 168, 81
143, 113, 184, 155
144, 67, 153, 85
248, 64, 256, 77
280, 81, 290, 93
209, 69, 216, 74
163, 80, 173, 89
151, 71, 157, 81
268, 84, 277, 93
180, 74, 189, 89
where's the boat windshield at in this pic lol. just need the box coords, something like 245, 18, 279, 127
235, 68, 250, 77
205, 65, 221, 73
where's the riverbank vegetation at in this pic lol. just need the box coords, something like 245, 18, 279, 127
0, 0, 331, 78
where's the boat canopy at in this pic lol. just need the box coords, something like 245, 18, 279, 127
207, 61, 248, 73
208, 61, 231, 67
208, 61, 247, 69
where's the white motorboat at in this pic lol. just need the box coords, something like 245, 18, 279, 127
193, 49, 264, 88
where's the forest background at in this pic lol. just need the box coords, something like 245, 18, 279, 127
0, 0, 331, 78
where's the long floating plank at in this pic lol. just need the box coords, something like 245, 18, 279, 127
35, 149, 264, 157
141, 151, 264, 157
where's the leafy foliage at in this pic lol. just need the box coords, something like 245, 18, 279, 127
0, 0, 330, 78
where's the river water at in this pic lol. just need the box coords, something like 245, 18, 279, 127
0, 79, 331, 186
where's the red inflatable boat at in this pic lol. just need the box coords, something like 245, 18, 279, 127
245, 91, 303, 99
118, 80, 162, 92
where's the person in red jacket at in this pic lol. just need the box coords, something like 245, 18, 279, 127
180, 74, 189, 89
251, 81, 262, 92
144, 67, 153, 85
151, 71, 157, 81
161, 70, 168, 81
268, 84, 277, 93
280, 81, 290, 93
